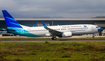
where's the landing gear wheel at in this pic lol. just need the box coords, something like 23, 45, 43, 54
92, 35, 94, 38
52, 36, 57, 40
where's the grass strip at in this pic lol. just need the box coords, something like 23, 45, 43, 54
0, 42, 105, 61
0, 37, 105, 41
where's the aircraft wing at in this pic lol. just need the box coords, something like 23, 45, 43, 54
42, 21, 62, 36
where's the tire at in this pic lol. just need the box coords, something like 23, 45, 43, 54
52, 36, 57, 40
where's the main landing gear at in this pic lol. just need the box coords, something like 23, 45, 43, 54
52, 36, 57, 40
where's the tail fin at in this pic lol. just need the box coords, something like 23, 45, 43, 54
2, 10, 22, 28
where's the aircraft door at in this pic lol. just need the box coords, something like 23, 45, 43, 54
21, 29, 24, 34
91, 26, 95, 31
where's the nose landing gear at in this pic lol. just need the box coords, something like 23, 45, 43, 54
92, 35, 94, 38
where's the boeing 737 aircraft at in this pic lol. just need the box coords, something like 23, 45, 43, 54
2, 10, 103, 40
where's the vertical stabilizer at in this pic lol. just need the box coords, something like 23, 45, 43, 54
2, 10, 22, 28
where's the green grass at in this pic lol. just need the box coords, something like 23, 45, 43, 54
0, 42, 105, 61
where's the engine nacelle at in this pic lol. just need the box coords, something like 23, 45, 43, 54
45, 33, 51, 37
62, 32, 72, 37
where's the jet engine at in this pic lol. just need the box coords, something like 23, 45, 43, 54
45, 33, 51, 37
62, 32, 72, 37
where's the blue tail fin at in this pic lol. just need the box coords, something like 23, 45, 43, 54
2, 10, 22, 28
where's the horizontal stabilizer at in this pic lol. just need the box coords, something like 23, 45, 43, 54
6, 29, 15, 31
0, 28, 6, 31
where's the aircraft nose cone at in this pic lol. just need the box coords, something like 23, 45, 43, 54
98, 28, 103, 32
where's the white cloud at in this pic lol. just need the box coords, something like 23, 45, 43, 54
0, 0, 105, 18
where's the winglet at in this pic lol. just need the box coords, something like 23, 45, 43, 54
34, 24, 36, 27
42, 21, 47, 28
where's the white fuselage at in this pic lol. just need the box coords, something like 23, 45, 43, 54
22, 24, 99, 36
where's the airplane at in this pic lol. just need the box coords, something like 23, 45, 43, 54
2, 10, 103, 40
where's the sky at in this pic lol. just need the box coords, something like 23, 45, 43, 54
0, 0, 105, 18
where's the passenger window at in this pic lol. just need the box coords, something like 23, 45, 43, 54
61, 28, 66, 30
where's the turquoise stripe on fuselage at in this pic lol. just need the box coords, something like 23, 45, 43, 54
7, 27, 40, 37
